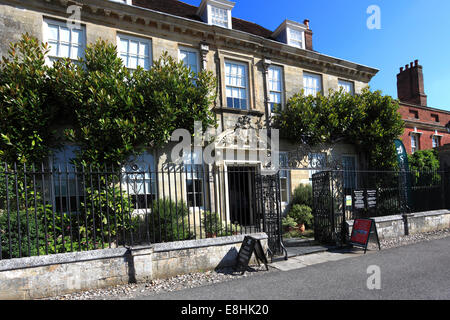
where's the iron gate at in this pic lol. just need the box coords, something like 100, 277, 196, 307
255, 172, 287, 259
312, 170, 345, 246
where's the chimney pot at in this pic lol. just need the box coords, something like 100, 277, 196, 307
414, 59, 419, 67
405, 64, 409, 69
303, 19, 310, 29
410, 62, 414, 68
400, 67, 404, 72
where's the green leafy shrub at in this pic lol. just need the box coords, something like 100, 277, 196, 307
282, 216, 298, 229
79, 180, 133, 247
288, 204, 313, 227
202, 211, 223, 237
149, 198, 193, 243
274, 88, 405, 170
291, 184, 313, 207
202, 211, 242, 237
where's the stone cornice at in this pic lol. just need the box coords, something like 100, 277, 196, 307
2, 0, 378, 82
404, 119, 448, 132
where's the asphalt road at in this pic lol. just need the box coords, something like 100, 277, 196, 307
136, 236, 450, 300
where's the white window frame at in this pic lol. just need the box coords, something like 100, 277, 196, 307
303, 72, 323, 97
225, 60, 250, 110
338, 79, 355, 95
268, 65, 284, 113
43, 18, 86, 64
432, 135, 441, 148
279, 152, 290, 204
178, 46, 200, 75
411, 133, 420, 153
183, 152, 206, 209
122, 151, 157, 211
210, 5, 229, 28
287, 28, 305, 49
117, 34, 152, 71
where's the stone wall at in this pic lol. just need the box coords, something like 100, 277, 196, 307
346, 210, 450, 240
0, 233, 267, 300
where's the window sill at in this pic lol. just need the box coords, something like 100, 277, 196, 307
214, 107, 264, 117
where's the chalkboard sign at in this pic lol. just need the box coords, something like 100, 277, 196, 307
235, 236, 268, 274
350, 219, 381, 254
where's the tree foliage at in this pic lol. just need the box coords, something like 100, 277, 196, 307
273, 88, 405, 169
408, 149, 440, 172
0, 35, 217, 167
0, 35, 57, 164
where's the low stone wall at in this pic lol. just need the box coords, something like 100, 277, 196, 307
0, 233, 268, 300
346, 210, 450, 240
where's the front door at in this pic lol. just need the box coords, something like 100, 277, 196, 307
227, 166, 256, 226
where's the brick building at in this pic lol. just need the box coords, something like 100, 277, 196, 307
397, 60, 450, 154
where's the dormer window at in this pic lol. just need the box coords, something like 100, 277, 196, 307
273, 20, 307, 50
211, 6, 229, 28
197, 0, 235, 29
288, 29, 304, 49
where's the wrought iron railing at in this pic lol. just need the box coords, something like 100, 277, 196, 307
0, 163, 278, 260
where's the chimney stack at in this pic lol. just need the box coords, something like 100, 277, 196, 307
397, 60, 427, 107
303, 19, 313, 51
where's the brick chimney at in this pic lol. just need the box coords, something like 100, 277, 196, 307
397, 60, 427, 106
303, 19, 313, 51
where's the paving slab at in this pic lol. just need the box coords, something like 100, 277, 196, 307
269, 259, 308, 271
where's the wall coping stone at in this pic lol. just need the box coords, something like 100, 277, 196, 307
408, 209, 450, 218
347, 215, 403, 226
346, 210, 450, 227
0, 233, 268, 272
153, 233, 268, 253
0, 247, 129, 272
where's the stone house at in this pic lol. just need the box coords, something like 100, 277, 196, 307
0, 0, 378, 227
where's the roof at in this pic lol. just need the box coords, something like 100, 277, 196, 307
132, 0, 274, 40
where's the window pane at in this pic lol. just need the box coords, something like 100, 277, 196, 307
303, 73, 322, 96
118, 35, 151, 70
59, 27, 70, 43
119, 39, 129, 53
225, 62, 249, 109
59, 43, 70, 57
71, 29, 82, 45
139, 42, 149, 57
48, 41, 58, 56
48, 25, 59, 41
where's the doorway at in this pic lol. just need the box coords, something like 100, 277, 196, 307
227, 166, 256, 227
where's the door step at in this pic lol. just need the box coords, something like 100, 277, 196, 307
285, 245, 330, 258
283, 238, 318, 247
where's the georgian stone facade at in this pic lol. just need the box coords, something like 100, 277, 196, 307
0, 0, 379, 218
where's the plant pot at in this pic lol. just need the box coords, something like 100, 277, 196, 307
297, 224, 306, 233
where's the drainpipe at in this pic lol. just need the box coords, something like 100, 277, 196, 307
262, 58, 272, 139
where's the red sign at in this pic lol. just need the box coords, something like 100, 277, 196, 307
350, 219, 373, 246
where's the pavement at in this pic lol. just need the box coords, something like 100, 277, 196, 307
134, 236, 450, 300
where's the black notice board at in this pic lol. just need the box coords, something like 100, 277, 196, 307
235, 236, 268, 274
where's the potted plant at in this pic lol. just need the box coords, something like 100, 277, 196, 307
288, 204, 313, 233
282, 216, 298, 232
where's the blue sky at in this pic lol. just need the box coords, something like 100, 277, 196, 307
183, 0, 450, 111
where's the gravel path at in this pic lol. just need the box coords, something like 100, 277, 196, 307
45, 264, 275, 300
368, 228, 450, 250
45, 228, 450, 300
